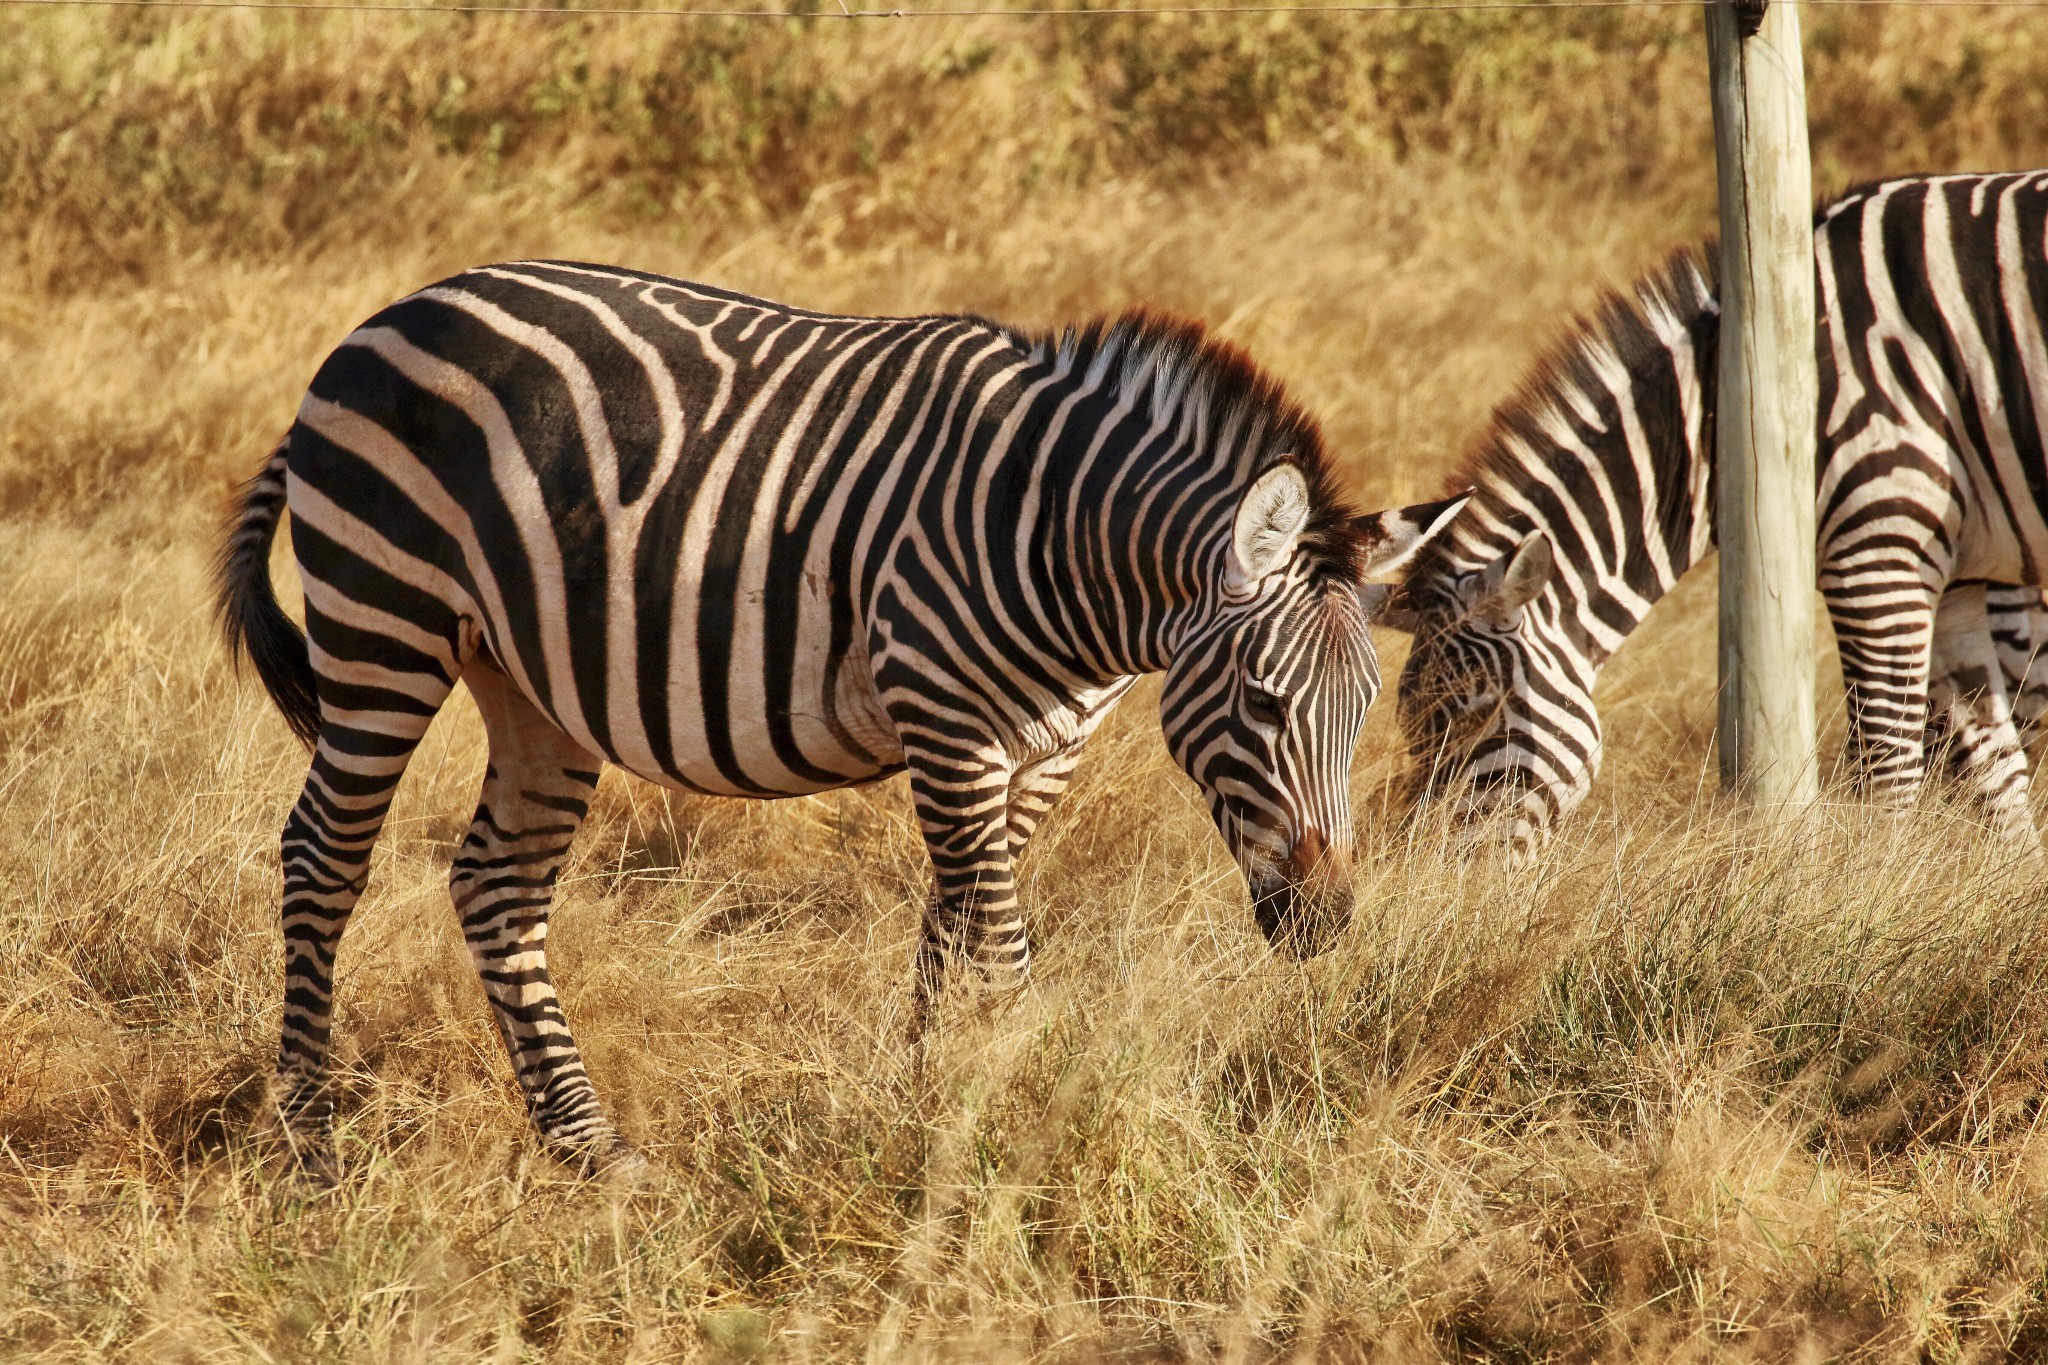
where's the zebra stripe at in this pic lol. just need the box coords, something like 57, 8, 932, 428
1393, 171, 2048, 861
219, 262, 1467, 1174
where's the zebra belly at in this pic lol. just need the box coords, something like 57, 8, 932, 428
533, 567, 906, 799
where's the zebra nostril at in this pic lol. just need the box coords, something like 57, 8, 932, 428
1285, 827, 1328, 879
1284, 826, 1352, 883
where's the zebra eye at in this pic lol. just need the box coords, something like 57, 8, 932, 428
1244, 683, 1287, 729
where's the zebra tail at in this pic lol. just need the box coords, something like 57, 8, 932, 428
216, 438, 321, 747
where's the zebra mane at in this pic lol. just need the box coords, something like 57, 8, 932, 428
1437, 244, 1722, 553
1038, 308, 1376, 577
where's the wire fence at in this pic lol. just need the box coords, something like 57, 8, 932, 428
5, 0, 2046, 17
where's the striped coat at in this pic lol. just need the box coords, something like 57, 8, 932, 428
1392, 172, 2048, 860
220, 263, 1466, 1174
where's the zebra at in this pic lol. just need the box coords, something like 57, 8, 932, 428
217, 261, 1468, 1175
1389, 171, 2048, 863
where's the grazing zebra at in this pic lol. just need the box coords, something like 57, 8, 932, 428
218, 261, 1467, 1174
1390, 171, 2048, 862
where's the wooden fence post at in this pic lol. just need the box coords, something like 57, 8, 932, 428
1708, 0, 1819, 810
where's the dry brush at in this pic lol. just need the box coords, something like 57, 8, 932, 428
5, 7, 2048, 1359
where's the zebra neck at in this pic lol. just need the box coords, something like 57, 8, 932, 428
1025, 443, 1227, 682
1449, 283, 1721, 673
1005, 310, 1341, 684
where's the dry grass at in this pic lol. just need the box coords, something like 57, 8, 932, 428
7, 8, 2048, 1360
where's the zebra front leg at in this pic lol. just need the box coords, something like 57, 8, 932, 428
904, 748, 1023, 1042
904, 746, 1091, 1054
1927, 582, 2041, 852
456, 661, 635, 1174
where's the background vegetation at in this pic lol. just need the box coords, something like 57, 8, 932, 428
5, 4, 2048, 1358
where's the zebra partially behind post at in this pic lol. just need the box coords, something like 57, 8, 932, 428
218, 262, 1467, 1177
1390, 171, 2048, 862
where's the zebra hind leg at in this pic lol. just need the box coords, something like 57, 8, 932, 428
455, 659, 637, 1175
275, 697, 449, 1182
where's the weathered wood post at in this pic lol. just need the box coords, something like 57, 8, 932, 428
1708, 0, 1819, 809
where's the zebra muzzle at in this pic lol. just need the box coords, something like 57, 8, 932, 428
1251, 829, 1354, 958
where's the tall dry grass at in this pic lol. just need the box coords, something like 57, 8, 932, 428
6, 6, 2048, 1359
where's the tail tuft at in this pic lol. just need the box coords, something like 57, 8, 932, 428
217, 439, 321, 747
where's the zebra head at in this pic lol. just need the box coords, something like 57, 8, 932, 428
1163, 464, 1469, 958
1392, 528, 1602, 863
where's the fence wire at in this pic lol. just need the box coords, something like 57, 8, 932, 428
4, 0, 2045, 17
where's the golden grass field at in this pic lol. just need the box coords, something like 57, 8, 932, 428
7, 6, 2048, 1359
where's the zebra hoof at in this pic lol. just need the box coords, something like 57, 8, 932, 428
261, 1109, 343, 1188
266, 1131, 341, 1189
295, 1145, 344, 1189
597, 1145, 653, 1187
554, 1133, 650, 1183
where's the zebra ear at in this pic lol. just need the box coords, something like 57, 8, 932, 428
1228, 463, 1313, 589
1472, 531, 1553, 627
1351, 490, 1473, 583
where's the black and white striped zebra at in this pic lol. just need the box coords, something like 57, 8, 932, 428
1390, 171, 2048, 862
218, 262, 1467, 1174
